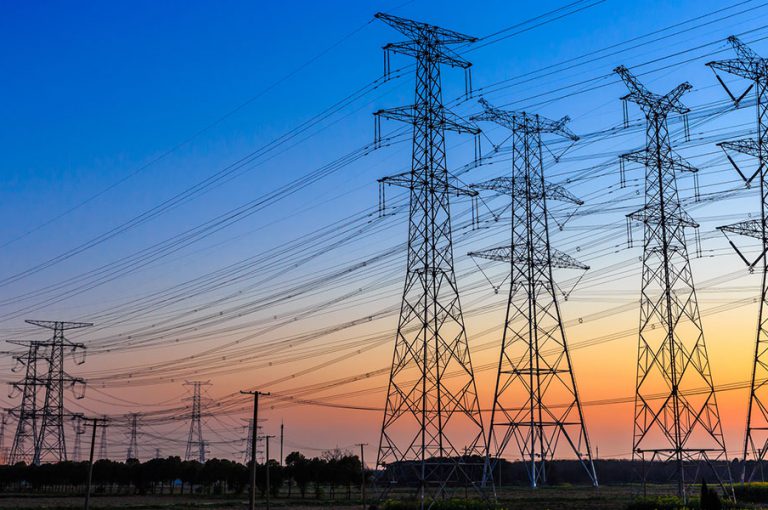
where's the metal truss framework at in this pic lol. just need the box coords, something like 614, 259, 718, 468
126, 413, 140, 461
373, 12, 486, 506
8, 341, 42, 465
468, 99, 597, 489
29, 320, 89, 465
72, 415, 85, 462
708, 37, 768, 482
616, 65, 731, 500
8, 320, 88, 465
98, 416, 108, 460
185, 381, 209, 463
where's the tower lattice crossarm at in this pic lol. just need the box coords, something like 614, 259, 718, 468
372, 13, 487, 506
468, 99, 597, 489
615, 65, 731, 501
708, 36, 768, 481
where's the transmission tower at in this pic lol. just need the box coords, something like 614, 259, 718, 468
468, 98, 597, 489
72, 414, 85, 462
0, 412, 7, 464
7, 341, 42, 465
98, 416, 108, 460
373, 12, 486, 504
126, 413, 140, 461
184, 381, 209, 463
615, 65, 730, 500
707, 36, 768, 481
242, 418, 263, 464
28, 320, 89, 465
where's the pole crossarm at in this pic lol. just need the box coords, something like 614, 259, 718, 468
471, 176, 583, 205
627, 206, 699, 229
469, 245, 589, 270
614, 65, 692, 116
621, 149, 698, 173
25, 320, 93, 331
471, 98, 578, 141
379, 171, 477, 197
374, 12, 477, 51
719, 219, 763, 239
707, 36, 767, 79
375, 106, 480, 135
719, 138, 761, 158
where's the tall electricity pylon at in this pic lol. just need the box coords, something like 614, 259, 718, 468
184, 381, 209, 463
8, 341, 42, 465
28, 320, 89, 465
373, 12, 486, 504
126, 413, 140, 461
468, 99, 597, 489
242, 418, 263, 464
616, 65, 730, 500
98, 416, 108, 460
0, 412, 8, 464
72, 414, 85, 462
708, 36, 768, 482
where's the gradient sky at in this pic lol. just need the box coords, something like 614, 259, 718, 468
1, 0, 768, 465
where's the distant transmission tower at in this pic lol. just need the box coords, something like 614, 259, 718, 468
126, 413, 140, 461
8, 341, 42, 465
707, 36, 768, 482
184, 381, 209, 463
28, 320, 89, 464
615, 65, 731, 499
98, 416, 108, 460
468, 98, 597, 488
0, 412, 7, 464
242, 419, 263, 464
373, 12, 486, 503
72, 414, 85, 462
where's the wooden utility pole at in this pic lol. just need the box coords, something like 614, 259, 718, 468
241, 390, 269, 510
84, 417, 108, 510
356, 443, 368, 510
265, 435, 276, 510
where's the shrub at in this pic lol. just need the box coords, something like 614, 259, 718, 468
382, 499, 497, 510
625, 496, 686, 510
733, 482, 768, 503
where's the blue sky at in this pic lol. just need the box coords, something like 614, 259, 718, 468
2, 0, 768, 460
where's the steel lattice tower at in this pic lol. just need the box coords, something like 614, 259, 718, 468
98, 416, 108, 460
28, 320, 89, 465
373, 12, 486, 504
707, 37, 768, 481
184, 381, 209, 463
616, 65, 730, 499
468, 99, 597, 488
8, 341, 42, 465
126, 413, 140, 461
72, 414, 85, 462
0, 412, 7, 464
242, 418, 263, 464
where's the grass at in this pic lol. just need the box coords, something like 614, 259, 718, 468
1, 485, 768, 510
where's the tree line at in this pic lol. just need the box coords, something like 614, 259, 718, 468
0, 449, 365, 498
0, 454, 745, 496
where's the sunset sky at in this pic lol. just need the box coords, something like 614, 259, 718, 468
1, 0, 768, 465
